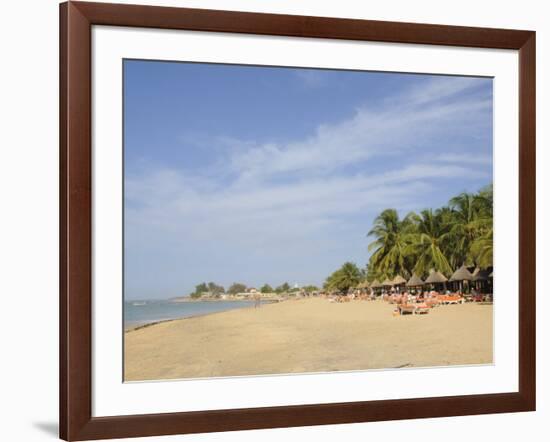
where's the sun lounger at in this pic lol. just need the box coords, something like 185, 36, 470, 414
426, 298, 439, 308
397, 304, 416, 315
437, 294, 464, 304
414, 304, 430, 314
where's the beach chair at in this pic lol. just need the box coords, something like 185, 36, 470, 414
397, 304, 416, 315
414, 304, 430, 314
425, 297, 439, 308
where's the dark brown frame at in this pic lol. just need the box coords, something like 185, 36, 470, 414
60, 1, 536, 440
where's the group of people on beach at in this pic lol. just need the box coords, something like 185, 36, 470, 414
322, 286, 493, 314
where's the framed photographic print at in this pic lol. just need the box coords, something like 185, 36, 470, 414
60, 1, 536, 440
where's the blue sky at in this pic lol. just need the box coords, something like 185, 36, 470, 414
124, 60, 493, 300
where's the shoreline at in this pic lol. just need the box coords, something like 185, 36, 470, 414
125, 298, 493, 381
169, 297, 283, 303
125, 299, 279, 332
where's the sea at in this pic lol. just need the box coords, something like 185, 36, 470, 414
124, 299, 261, 328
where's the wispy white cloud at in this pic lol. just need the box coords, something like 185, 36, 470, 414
214, 77, 492, 187
125, 76, 492, 297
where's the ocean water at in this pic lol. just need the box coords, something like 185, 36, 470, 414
124, 299, 261, 328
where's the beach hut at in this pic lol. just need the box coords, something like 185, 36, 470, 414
382, 277, 393, 294
370, 279, 382, 295
473, 268, 492, 293
391, 275, 407, 293
406, 273, 424, 294
392, 275, 406, 285
449, 264, 473, 293
359, 281, 371, 295
425, 269, 448, 292
473, 269, 491, 281
406, 273, 424, 287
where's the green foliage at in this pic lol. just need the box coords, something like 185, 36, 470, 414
195, 282, 208, 294
324, 262, 362, 293
367, 209, 416, 279
189, 282, 224, 298
260, 284, 273, 293
366, 185, 493, 279
207, 282, 225, 296
408, 209, 452, 276
227, 282, 247, 295
471, 228, 493, 268
275, 282, 291, 294
303, 285, 319, 293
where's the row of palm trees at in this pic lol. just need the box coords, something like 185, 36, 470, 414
366, 185, 493, 282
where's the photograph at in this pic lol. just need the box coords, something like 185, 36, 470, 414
123, 60, 494, 382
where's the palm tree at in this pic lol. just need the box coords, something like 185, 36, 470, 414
364, 185, 493, 282
324, 262, 362, 293
408, 209, 452, 277
448, 191, 492, 266
367, 209, 414, 278
471, 228, 493, 268
474, 184, 493, 217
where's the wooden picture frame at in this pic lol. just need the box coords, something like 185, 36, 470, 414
60, 1, 536, 440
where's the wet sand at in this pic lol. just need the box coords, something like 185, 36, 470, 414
124, 298, 493, 381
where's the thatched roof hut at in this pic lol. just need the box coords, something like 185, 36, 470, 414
392, 275, 407, 285
370, 279, 382, 288
425, 269, 448, 284
382, 278, 393, 286
356, 281, 370, 289
449, 264, 473, 282
406, 273, 424, 287
473, 268, 491, 281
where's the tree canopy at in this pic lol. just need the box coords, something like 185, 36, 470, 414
366, 185, 493, 281
227, 283, 247, 295
324, 262, 362, 293
275, 282, 291, 294
260, 284, 274, 293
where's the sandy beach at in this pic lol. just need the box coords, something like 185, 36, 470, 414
124, 298, 493, 381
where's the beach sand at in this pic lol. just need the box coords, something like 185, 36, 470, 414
124, 298, 493, 381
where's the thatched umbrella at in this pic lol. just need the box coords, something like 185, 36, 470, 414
450, 264, 473, 281
473, 269, 491, 281
381, 278, 393, 292
473, 268, 491, 294
425, 270, 448, 284
392, 275, 407, 285
370, 279, 382, 294
425, 269, 448, 292
391, 275, 406, 293
406, 273, 424, 287
449, 264, 473, 292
